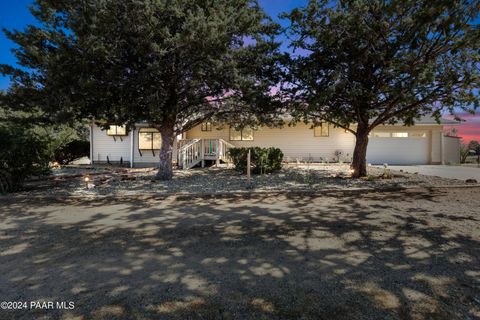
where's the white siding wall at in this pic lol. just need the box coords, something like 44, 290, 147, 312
91, 124, 180, 167
91, 124, 131, 163
443, 136, 461, 164
431, 129, 443, 163
91, 123, 447, 166
186, 123, 357, 162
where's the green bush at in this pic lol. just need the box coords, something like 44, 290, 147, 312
228, 147, 284, 174
54, 140, 90, 164
0, 123, 52, 192
0, 169, 13, 194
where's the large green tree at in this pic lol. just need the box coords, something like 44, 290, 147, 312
1, 0, 282, 180
285, 0, 480, 177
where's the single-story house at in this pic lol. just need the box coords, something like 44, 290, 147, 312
89, 117, 461, 168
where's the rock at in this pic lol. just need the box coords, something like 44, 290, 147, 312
465, 178, 477, 184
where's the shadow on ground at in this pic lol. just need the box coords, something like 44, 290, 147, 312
0, 188, 479, 319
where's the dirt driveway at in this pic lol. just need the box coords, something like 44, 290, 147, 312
386, 165, 480, 181
1, 188, 479, 319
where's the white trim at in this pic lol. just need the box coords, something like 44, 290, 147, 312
428, 130, 434, 164
89, 124, 94, 165
440, 132, 445, 165
130, 127, 135, 168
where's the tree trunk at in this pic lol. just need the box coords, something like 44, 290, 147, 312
155, 124, 175, 180
351, 126, 370, 178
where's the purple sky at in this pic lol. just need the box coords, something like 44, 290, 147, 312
0, 0, 478, 142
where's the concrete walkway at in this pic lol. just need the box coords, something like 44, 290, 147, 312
386, 165, 480, 181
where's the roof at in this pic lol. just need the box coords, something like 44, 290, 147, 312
281, 114, 459, 126
411, 116, 460, 125
96, 114, 460, 127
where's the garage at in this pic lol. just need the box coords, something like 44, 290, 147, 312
366, 132, 430, 165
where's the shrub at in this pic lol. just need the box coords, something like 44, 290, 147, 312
0, 169, 13, 194
228, 147, 284, 174
54, 140, 90, 164
0, 123, 52, 191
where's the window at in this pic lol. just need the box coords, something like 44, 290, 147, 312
138, 128, 161, 150
106, 125, 127, 136
391, 132, 408, 138
230, 126, 254, 141
201, 122, 212, 131
372, 131, 422, 138
314, 122, 329, 137
372, 132, 391, 138
410, 132, 427, 138
230, 128, 242, 141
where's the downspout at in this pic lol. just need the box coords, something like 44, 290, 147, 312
89, 123, 94, 165
440, 131, 445, 165
429, 130, 433, 164
130, 126, 135, 168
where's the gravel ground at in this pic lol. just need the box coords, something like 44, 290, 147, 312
15, 164, 474, 197
0, 188, 479, 319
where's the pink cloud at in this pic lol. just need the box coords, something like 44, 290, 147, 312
444, 112, 480, 143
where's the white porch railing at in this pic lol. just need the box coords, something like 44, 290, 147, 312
177, 139, 202, 170
219, 139, 235, 162
177, 138, 235, 169
177, 139, 195, 150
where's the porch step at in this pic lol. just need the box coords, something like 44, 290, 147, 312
177, 138, 235, 170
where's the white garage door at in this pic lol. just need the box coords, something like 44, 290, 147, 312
367, 137, 429, 165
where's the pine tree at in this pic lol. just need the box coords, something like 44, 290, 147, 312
285, 0, 480, 177
1, 0, 282, 179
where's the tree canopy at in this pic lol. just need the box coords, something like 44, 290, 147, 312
468, 140, 480, 154
2, 0, 479, 179
1, 0, 283, 179
285, 0, 480, 176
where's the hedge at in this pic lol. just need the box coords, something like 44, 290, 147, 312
0, 123, 51, 192
228, 147, 284, 174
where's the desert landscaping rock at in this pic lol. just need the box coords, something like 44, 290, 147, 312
10, 164, 471, 198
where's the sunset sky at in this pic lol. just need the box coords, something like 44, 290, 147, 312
444, 113, 480, 143
1, 0, 479, 143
